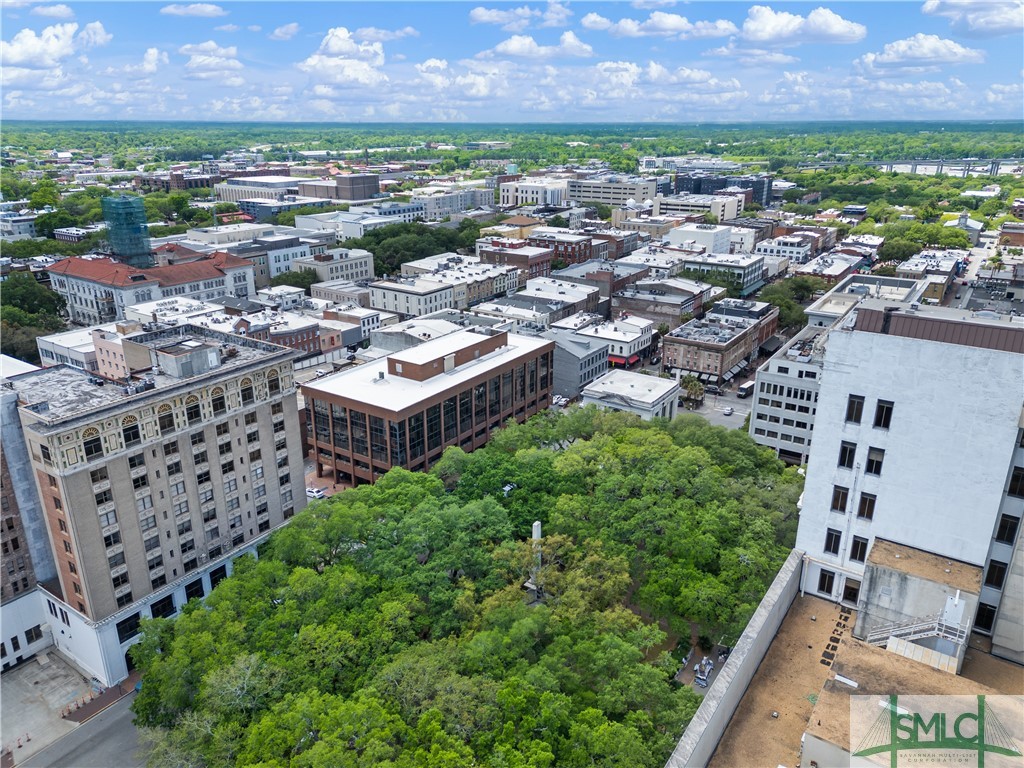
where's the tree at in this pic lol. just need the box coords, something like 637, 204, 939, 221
1, 271, 65, 316
28, 179, 60, 209
33, 210, 77, 238
547, 215, 569, 229
269, 268, 319, 294
582, 201, 613, 220
130, 411, 796, 767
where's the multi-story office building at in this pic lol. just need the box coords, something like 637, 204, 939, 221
794, 299, 1024, 664
748, 325, 824, 465
566, 176, 659, 207
754, 235, 814, 264
348, 200, 426, 223
214, 176, 307, 204
498, 178, 567, 207
652, 194, 741, 222
662, 299, 779, 383
302, 329, 554, 486
5, 326, 306, 684
411, 186, 495, 221
236, 195, 333, 223
291, 248, 376, 284
297, 174, 381, 202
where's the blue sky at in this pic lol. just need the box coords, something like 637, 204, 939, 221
1, 1, 1022, 122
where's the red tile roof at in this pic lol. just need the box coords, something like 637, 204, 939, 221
47, 253, 250, 288
46, 257, 155, 287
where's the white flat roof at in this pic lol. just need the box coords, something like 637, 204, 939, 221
303, 330, 551, 413
583, 369, 678, 404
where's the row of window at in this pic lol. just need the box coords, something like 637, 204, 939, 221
845, 394, 894, 429
78, 383, 284, 462
836, 443, 885, 475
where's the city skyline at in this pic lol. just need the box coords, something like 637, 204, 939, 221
1, 0, 1022, 123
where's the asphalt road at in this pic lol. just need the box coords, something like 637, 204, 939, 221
20, 694, 144, 768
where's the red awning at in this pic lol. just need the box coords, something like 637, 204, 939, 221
608, 355, 627, 365
627, 354, 640, 364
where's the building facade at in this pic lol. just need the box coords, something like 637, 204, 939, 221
794, 301, 1024, 663
6, 326, 307, 684
102, 195, 152, 268
302, 329, 554, 485
47, 254, 256, 325
581, 369, 679, 421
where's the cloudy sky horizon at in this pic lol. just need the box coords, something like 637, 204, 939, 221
2, 1, 1022, 122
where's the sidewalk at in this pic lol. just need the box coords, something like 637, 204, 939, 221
64, 670, 141, 724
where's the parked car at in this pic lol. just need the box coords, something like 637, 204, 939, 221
705, 385, 722, 395
650, 356, 661, 365
305, 487, 326, 499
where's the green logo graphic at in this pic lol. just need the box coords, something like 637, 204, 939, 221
854, 695, 1022, 768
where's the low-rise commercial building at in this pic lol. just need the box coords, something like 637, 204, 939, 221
536, 328, 608, 399
666, 222, 733, 254
291, 248, 376, 284
581, 369, 679, 421
663, 299, 778, 383
574, 314, 654, 367
550, 259, 650, 298
370, 277, 454, 317
476, 238, 554, 281
302, 329, 554, 485
754, 235, 814, 264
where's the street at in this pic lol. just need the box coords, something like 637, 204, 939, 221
19, 695, 143, 768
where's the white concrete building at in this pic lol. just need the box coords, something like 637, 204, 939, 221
581, 369, 679, 421
0, 211, 39, 240
652, 194, 741, 222
47, 254, 256, 325
294, 211, 395, 241
566, 176, 659, 207
666, 223, 733, 254
574, 315, 654, 367
794, 299, 1024, 664
499, 178, 568, 207
370, 277, 454, 317
290, 247, 375, 283
754, 235, 813, 264
411, 186, 495, 220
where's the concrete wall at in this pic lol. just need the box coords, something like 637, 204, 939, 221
1, 391, 57, 583
0, 589, 54, 671
802, 732, 857, 768
852, 565, 979, 641
664, 549, 804, 768
991, 532, 1024, 663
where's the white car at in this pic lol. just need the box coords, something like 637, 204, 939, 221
723, 406, 734, 416
305, 487, 326, 499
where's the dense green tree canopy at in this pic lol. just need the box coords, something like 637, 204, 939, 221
133, 409, 800, 767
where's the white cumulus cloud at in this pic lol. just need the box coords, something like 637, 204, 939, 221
178, 40, 236, 57
355, 26, 419, 42
856, 33, 984, 76
269, 23, 300, 41
581, 10, 737, 39
922, 0, 1023, 36
160, 3, 227, 17
742, 5, 866, 46
31, 4, 75, 19
214, 24, 239, 32
1, 20, 110, 68
486, 30, 593, 58
469, 5, 541, 32
704, 41, 800, 66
